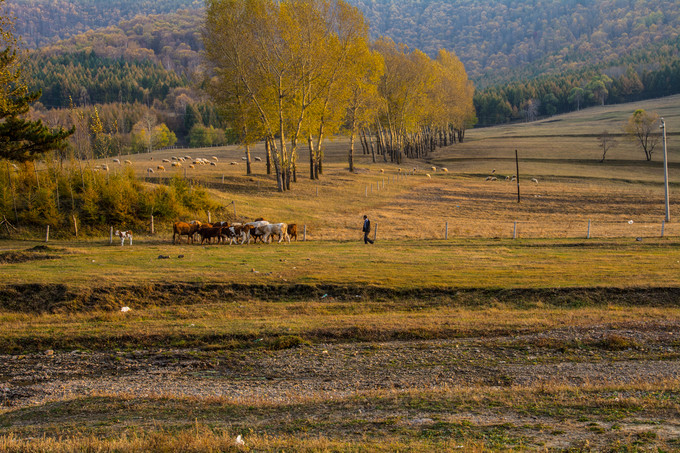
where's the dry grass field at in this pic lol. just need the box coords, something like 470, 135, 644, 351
2, 97, 680, 451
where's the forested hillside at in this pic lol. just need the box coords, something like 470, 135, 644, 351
10, 0, 680, 86
5, 0, 680, 132
352, 0, 680, 86
3, 0, 201, 49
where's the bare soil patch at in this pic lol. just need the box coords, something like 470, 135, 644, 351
1, 322, 679, 449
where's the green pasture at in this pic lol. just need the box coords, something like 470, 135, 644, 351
2, 237, 680, 290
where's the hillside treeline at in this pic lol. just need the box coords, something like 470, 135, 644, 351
27, 52, 187, 108
4, 0, 201, 49
35, 9, 204, 76
350, 0, 680, 86
12, 0, 680, 87
475, 39, 680, 125
203, 0, 475, 191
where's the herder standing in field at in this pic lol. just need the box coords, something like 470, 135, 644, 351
362, 215, 374, 244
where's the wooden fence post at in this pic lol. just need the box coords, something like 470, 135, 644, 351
150, 215, 155, 235
661, 220, 666, 238
45, 225, 49, 242
73, 215, 78, 238
303, 225, 307, 241
373, 222, 378, 242
445, 221, 449, 240
587, 219, 591, 239
513, 221, 517, 239
110, 226, 113, 245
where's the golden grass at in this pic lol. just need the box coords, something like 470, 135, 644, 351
26, 96, 675, 244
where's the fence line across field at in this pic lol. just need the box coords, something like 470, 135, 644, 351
38, 219, 680, 244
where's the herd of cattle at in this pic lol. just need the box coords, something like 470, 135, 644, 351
172, 219, 298, 245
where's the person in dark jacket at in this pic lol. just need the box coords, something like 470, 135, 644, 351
362, 215, 374, 244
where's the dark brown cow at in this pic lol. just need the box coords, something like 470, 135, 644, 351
173, 221, 200, 244
198, 226, 224, 244
287, 223, 298, 241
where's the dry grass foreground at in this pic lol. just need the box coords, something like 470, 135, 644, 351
1, 97, 680, 451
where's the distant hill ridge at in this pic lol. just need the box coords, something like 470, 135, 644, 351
7, 0, 680, 86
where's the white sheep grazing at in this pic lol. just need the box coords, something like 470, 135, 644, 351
511, 176, 517, 181
531, 178, 539, 184
101, 164, 109, 171
398, 168, 402, 173
431, 166, 436, 172
157, 165, 165, 171
124, 160, 132, 165
425, 173, 431, 178
162, 158, 170, 163
171, 162, 181, 167
184, 156, 192, 160
171, 156, 178, 161
113, 158, 120, 164
230, 162, 238, 165
380, 168, 384, 173
210, 162, 217, 166
254, 156, 262, 162
485, 176, 493, 181
212, 156, 218, 161
441, 168, 448, 172
147, 168, 154, 173
189, 165, 195, 169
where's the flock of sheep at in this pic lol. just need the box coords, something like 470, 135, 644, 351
95, 155, 266, 174
485, 169, 538, 184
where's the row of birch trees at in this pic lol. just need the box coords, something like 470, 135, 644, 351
203, 0, 476, 192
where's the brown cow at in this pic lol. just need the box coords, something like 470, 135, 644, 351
225, 224, 254, 245
198, 226, 224, 244
287, 223, 298, 241
173, 221, 200, 244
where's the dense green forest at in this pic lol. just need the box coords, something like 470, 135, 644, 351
27, 52, 187, 108
475, 38, 680, 125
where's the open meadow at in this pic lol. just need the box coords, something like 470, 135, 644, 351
1, 98, 680, 451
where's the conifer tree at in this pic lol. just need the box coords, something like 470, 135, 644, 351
0, 2, 72, 162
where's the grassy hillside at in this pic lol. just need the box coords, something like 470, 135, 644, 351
45, 95, 673, 242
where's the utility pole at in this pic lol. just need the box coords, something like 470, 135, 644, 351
515, 149, 521, 203
660, 118, 670, 222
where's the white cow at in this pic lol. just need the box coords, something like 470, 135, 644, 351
261, 223, 290, 243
